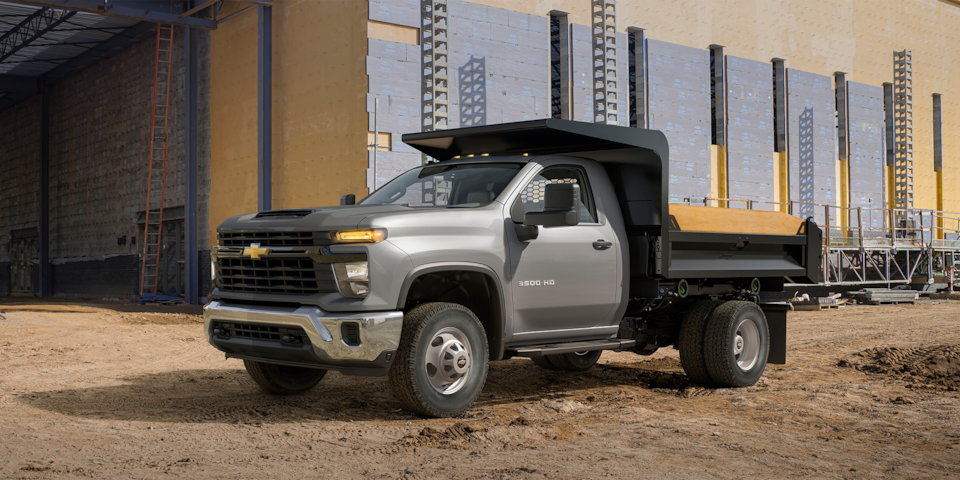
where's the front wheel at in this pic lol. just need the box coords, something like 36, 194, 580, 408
703, 301, 770, 388
389, 303, 489, 418
243, 360, 327, 394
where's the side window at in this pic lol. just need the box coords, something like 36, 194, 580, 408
513, 166, 598, 224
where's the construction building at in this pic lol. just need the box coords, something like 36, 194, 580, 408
0, 0, 958, 303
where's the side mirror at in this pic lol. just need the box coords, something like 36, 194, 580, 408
340, 194, 356, 206
523, 183, 580, 227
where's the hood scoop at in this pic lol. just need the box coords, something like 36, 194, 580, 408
254, 209, 314, 219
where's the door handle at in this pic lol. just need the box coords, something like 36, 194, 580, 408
593, 240, 612, 250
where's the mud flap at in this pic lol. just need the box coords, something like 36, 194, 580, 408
759, 302, 789, 364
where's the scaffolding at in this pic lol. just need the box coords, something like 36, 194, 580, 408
421, 0, 448, 133
893, 50, 914, 220
592, 0, 618, 125
698, 197, 960, 289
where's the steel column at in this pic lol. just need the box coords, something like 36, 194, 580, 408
39, 81, 50, 296
184, 27, 199, 304
709, 45, 727, 205
835, 72, 850, 229
549, 10, 570, 120
934, 93, 944, 240
773, 58, 788, 212
627, 27, 647, 129
883, 82, 894, 216
257, 5, 272, 211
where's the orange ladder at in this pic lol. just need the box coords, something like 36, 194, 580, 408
140, 24, 174, 297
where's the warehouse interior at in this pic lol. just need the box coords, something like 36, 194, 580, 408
0, 0, 958, 303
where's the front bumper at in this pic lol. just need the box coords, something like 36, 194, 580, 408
203, 300, 404, 375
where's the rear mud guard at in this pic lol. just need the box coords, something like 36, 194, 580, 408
759, 302, 789, 365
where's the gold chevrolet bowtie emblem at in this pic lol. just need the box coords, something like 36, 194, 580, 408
243, 243, 270, 260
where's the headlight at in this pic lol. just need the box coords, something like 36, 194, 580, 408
333, 262, 369, 297
331, 228, 387, 244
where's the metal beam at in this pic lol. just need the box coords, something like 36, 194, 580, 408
6, 0, 217, 29
257, 4, 271, 211
180, 0, 220, 19
39, 81, 50, 296
184, 26, 199, 304
217, 4, 255, 24
0, 7, 76, 63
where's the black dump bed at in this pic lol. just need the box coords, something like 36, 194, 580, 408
403, 119, 822, 291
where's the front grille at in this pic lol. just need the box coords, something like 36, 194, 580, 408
212, 322, 310, 345
216, 256, 338, 295
218, 231, 331, 247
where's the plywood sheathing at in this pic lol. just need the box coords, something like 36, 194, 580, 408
209, 1, 368, 246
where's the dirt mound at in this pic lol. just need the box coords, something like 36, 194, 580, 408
840, 345, 960, 391
396, 422, 484, 448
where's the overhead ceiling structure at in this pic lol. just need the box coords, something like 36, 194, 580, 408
0, 0, 269, 110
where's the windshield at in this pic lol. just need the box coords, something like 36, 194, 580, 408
359, 163, 523, 207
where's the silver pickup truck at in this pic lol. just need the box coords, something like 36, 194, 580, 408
204, 120, 821, 418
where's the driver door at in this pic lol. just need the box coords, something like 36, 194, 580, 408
507, 164, 620, 343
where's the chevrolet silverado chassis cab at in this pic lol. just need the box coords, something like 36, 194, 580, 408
204, 120, 821, 418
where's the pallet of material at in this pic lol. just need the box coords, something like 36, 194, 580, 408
790, 296, 842, 311
859, 299, 917, 305
791, 303, 842, 311
850, 289, 919, 306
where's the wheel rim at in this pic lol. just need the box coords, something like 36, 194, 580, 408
733, 318, 761, 371
424, 326, 472, 395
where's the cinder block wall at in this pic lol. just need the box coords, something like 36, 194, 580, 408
0, 28, 212, 299
0, 96, 41, 293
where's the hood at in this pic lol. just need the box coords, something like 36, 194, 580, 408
217, 204, 419, 232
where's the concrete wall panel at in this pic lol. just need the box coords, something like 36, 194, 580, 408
726, 56, 775, 209
787, 68, 836, 224
847, 81, 886, 231
647, 39, 711, 203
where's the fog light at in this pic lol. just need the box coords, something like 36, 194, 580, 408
333, 262, 369, 298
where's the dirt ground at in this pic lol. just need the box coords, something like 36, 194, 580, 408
1, 298, 959, 479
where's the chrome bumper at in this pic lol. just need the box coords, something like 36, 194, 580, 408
203, 300, 404, 371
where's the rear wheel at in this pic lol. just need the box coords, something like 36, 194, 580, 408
678, 300, 723, 387
530, 355, 558, 369
389, 303, 489, 418
546, 351, 602, 371
243, 360, 327, 395
703, 301, 769, 387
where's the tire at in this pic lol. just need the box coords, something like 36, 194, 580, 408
530, 355, 558, 369
389, 302, 489, 418
243, 360, 327, 395
703, 301, 770, 388
678, 300, 723, 387
546, 351, 602, 371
